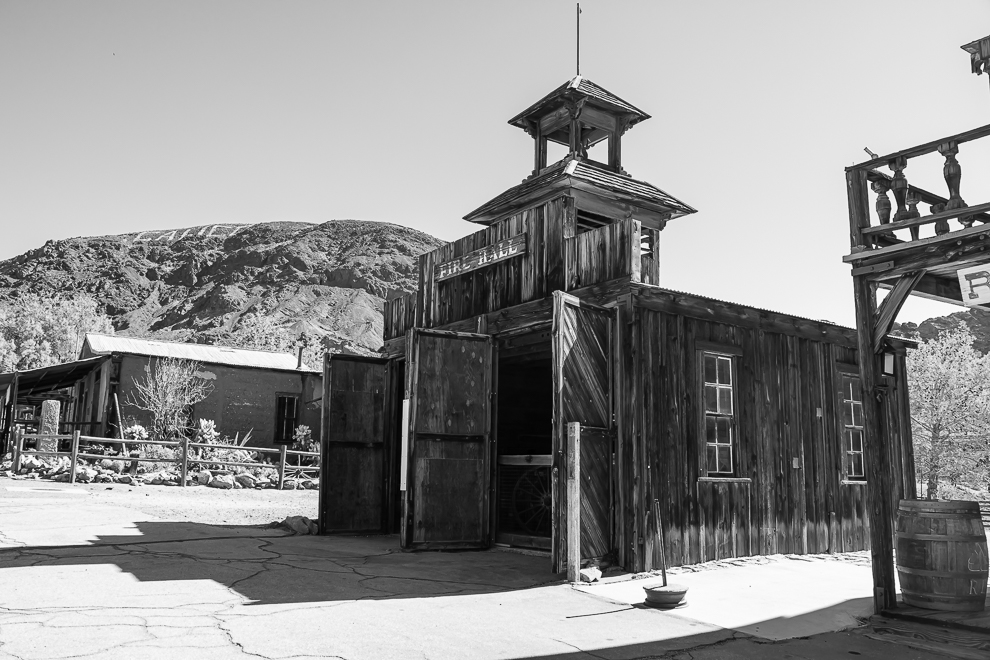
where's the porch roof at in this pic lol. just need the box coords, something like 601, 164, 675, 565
0, 356, 109, 398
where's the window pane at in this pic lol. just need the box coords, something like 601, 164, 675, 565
705, 385, 718, 413
844, 451, 853, 475
717, 446, 732, 473
717, 416, 731, 443
704, 355, 717, 384
718, 387, 733, 414
707, 445, 718, 472
851, 453, 864, 478
850, 430, 863, 453
843, 402, 853, 427
851, 402, 862, 428
706, 416, 717, 443
717, 357, 731, 385
850, 379, 862, 402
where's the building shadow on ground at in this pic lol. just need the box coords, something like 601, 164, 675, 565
3, 520, 562, 605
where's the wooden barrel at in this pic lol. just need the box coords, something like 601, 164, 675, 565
896, 499, 988, 612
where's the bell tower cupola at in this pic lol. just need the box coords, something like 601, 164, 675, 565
509, 75, 648, 176
464, 76, 696, 229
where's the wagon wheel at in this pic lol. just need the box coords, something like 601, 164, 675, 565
512, 467, 552, 536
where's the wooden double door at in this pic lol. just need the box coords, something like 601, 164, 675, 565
320, 293, 615, 567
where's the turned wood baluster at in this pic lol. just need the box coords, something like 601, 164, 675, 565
870, 179, 892, 246
931, 203, 949, 235
905, 190, 921, 240
889, 157, 911, 223
939, 141, 966, 211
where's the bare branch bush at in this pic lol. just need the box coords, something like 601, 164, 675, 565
126, 358, 213, 440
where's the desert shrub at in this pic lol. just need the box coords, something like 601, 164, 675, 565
190, 423, 260, 472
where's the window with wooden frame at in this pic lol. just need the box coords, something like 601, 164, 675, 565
274, 394, 298, 445
840, 374, 865, 480
701, 350, 737, 476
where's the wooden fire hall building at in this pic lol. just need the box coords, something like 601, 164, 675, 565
319, 76, 916, 574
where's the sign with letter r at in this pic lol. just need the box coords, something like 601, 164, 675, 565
957, 263, 990, 306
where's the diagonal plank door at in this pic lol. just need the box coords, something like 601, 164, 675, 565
320, 354, 390, 534
552, 291, 615, 573
404, 329, 494, 549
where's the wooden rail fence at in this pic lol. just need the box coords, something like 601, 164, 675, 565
10, 430, 319, 490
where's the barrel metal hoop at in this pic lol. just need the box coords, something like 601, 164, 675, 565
897, 565, 989, 578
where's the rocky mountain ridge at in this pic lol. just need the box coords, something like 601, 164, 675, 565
0, 220, 443, 354
894, 307, 990, 353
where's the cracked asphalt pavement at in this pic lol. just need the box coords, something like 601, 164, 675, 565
0, 479, 950, 659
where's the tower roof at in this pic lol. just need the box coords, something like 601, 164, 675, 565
508, 76, 650, 138
463, 157, 696, 225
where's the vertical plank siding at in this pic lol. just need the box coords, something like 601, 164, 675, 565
384, 198, 650, 341
630, 307, 910, 570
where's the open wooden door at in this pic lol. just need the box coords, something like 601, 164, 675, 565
552, 291, 615, 573
319, 354, 389, 534
403, 329, 494, 549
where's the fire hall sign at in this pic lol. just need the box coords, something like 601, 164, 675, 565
434, 233, 527, 281
958, 262, 990, 306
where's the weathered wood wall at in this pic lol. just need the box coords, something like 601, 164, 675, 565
384, 200, 654, 342
623, 295, 912, 571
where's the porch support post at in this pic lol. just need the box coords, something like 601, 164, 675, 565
848, 169, 897, 614
567, 421, 581, 583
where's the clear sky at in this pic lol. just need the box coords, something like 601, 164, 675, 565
2, 1, 989, 327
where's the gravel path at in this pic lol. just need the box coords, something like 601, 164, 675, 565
1, 477, 319, 526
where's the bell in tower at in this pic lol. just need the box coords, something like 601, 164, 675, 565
464, 75, 696, 232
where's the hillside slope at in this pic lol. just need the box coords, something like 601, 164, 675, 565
0, 220, 443, 354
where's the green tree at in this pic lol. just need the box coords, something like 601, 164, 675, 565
0, 294, 115, 371
907, 326, 990, 499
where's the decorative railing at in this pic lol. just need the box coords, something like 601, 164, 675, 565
849, 124, 990, 250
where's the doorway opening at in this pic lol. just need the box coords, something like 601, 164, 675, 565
495, 329, 553, 550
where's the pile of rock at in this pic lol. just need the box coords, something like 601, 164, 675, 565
0, 455, 319, 491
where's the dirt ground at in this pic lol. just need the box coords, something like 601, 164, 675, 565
2, 477, 319, 526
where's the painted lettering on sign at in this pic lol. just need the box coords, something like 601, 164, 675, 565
130, 225, 250, 245
957, 262, 990, 306
434, 233, 527, 281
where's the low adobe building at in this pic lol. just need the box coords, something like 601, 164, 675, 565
69, 334, 321, 447
319, 76, 917, 575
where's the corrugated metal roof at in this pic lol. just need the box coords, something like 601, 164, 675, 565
0, 356, 109, 396
83, 334, 317, 372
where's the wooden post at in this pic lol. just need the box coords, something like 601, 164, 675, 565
180, 437, 189, 487
567, 421, 581, 583
69, 431, 80, 484
12, 427, 22, 472
278, 444, 287, 490
848, 169, 897, 614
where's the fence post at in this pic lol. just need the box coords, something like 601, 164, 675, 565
180, 437, 189, 487
278, 444, 287, 490
12, 428, 22, 472
69, 431, 80, 484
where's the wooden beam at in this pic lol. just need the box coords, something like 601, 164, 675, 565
847, 123, 990, 172
844, 222, 990, 263
873, 270, 925, 352
567, 421, 581, 583
854, 275, 898, 614
849, 167, 898, 615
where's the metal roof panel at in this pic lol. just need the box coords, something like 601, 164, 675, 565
83, 334, 316, 372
